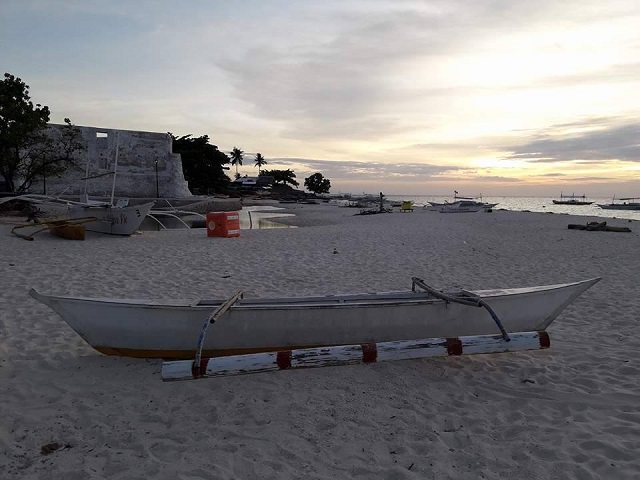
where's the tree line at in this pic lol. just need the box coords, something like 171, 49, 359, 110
171, 137, 331, 195
1, 73, 332, 196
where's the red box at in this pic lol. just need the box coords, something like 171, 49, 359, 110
206, 211, 240, 237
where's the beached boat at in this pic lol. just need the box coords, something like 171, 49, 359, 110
438, 200, 485, 213
427, 192, 497, 212
0, 194, 154, 236
597, 197, 640, 210
30, 277, 600, 359
552, 193, 593, 205
68, 200, 154, 235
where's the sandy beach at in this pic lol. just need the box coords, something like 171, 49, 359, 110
1, 204, 639, 479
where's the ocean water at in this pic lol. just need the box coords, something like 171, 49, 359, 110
385, 195, 640, 222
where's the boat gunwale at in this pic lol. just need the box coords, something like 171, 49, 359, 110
29, 278, 601, 311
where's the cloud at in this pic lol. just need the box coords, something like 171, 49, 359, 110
217, 0, 597, 141
267, 157, 458, 179
434, 174, 522, 183
503, 120, 640, 162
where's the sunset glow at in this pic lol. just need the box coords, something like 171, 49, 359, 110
2, 0, 639, 196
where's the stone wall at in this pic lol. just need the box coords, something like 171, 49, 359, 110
30, 125, 192, 198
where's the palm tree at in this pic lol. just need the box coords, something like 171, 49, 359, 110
254, 153, 267, 174
230, 147, 244, 177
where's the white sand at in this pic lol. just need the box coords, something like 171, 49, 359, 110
1, 205, 639, 479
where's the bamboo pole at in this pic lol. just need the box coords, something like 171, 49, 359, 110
162, 331, 550, 382
192, 290, 244, 377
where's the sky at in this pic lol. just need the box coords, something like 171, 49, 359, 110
2, 0, 640, 197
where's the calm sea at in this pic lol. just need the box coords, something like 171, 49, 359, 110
385, 195, 640, 222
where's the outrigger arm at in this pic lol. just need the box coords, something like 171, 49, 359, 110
411, 277, 511, 341
192, 290, 244, 377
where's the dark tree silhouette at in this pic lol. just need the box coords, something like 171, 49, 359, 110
0, 73, 82, 193
304, 172, 331, 194
260, 168, 298, 187
254, 152, 267, 174
230, 147, 244, 178
170, 134, 231, 194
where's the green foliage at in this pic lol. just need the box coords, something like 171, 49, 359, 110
254, 152, 267, 173
170, 134, 231, 194
260, 168, 299, 187
304, 172, 331, 194
0, 73, 83, 193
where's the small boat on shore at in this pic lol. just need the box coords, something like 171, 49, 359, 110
439, 200, 485, 213
68, 199, 155, 235
428, 192, 497, 212
30, 277, 600, 360
597, 197, 640, 210
552, 193, 593, 205
0, 194, 154, 236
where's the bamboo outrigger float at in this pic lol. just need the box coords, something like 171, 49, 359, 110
162, 331, 551, 381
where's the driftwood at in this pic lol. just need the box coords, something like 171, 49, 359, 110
355, 208, 392, 216
568, 221, 631, 233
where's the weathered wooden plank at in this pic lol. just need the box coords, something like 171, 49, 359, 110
162, 331, 550, 382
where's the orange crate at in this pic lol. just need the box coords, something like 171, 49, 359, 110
206, 212, 240, 237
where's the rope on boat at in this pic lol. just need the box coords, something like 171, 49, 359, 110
411, 277, 511, 341
193, 290, 244, 377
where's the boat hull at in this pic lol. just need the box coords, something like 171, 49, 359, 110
30, 278, 600, 359
597, 203, 640, 210
69, 202, 154, 235
552, 200, 593, 205
439, 205, 483, 213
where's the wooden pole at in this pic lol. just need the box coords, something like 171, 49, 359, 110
110, 131, 119, 206
162, 331, 550, 382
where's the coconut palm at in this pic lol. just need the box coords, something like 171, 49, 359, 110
230, 147, 244, 177
254, 153, 267, 174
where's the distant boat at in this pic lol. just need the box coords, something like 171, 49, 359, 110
552, 193, 593, 205
597, 197, 640, 210
428, 191, 497, 211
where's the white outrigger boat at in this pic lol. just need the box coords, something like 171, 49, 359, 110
427, 192, 498, 213
30, 277, 600, 370
597, 197, 640, 211
438, 200, 487, 213
0, 194, 154, 236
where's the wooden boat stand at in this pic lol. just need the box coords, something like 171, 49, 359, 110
411, 277, 511, 341
162, 331, 549, 381
11, 217, 98, 241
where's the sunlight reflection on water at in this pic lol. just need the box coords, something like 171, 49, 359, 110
386, 195, 640, 221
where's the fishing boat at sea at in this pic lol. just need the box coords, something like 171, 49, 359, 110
30, 277, 600, 360
552, 193, 593, 205
597, 197, 640, 211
